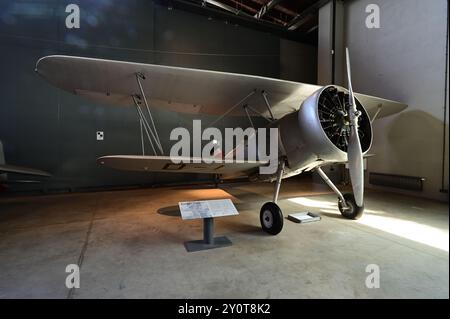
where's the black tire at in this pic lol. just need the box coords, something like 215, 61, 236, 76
260, 202, 284, 235
338, 193, 364, 219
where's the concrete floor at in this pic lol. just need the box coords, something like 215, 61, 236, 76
0, 179, 448, 299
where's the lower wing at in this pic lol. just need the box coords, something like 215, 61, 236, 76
97, 155, 268, 174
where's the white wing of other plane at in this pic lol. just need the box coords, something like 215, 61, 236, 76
35, 55, 407, 120
0, 141, 51, 179
0, 164, 51, 177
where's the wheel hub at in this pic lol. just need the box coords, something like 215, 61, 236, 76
262, 210, 273, 228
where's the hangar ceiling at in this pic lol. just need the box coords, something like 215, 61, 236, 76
161, 0, 330, 44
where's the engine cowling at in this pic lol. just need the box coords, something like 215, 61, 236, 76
278, 85, 372, 174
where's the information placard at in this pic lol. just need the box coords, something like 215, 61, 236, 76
179, 199, 239, 220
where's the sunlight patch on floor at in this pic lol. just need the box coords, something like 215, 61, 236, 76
288, 197, 337, 209
357, 214, 449, 252
288, 196, 449, 252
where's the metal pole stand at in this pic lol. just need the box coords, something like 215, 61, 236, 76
184, 217, 232, 252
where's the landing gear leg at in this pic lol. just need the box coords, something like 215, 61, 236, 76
260, 160, 285, 235
315, 167, 364, 219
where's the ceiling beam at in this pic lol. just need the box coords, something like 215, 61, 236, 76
254, 0, 285, 19
225, 0, 287, 25
168, 0, 317, 44
247, 0, 297, 17
306, 25, 319, 33
201, 0, 251, 17
287, 0, 330, 31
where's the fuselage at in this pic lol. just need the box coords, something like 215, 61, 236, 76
229, 85, 373, 182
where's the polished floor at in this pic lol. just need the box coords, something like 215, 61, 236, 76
0, 179, 448, 298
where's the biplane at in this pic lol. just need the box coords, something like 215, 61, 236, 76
35, 49, 407, 235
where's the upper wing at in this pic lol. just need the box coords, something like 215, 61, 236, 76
97, 155, 267, 174
36, 55, 406, 120
0, 164, 51, 177
354, 93, 407, 120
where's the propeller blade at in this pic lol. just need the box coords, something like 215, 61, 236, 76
345, 48, 364, 207
347, 125, 364, 206
345, 48, 357, 114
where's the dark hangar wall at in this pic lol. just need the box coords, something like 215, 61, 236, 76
0, 0, 316, 193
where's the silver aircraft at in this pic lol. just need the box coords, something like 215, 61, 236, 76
35, 49, 407, 235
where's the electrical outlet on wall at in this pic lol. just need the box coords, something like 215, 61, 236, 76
96, 131, 104, 141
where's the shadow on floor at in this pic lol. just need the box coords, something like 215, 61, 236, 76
157, 205, 181, 217
319, 212, 346, 219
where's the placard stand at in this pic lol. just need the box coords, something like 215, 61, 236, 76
179, 199, 238, 253
184, 217, 232, 252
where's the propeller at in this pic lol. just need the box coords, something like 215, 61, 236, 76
345, 48, 364, 207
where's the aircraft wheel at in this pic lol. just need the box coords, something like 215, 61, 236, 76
338, 193, 364, 219
260, 202, 284, 235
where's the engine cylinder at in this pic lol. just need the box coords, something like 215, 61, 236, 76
278, 85, 372, 173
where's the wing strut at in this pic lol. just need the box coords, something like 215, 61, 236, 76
243, 104, 273, 126
370, 104, 383, 124
208, 90, 256, 127
243, 105, 255, 129
132, 72, 164, 155
132, 95, 158, 155
139, 118, 145, 156
261, 91, 276, 121
242, 90, 277, 128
